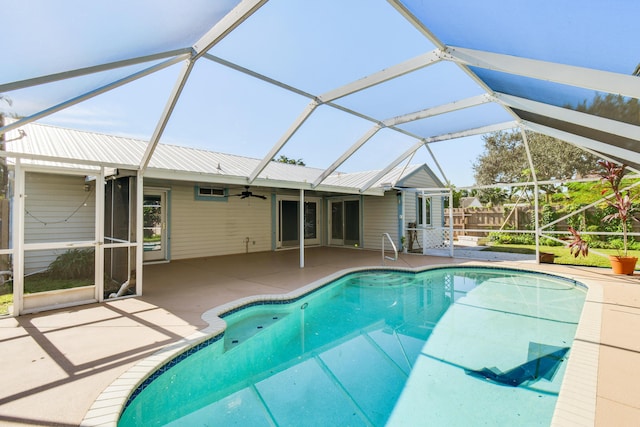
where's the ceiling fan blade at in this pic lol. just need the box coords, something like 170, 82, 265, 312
231, 186, 266, 200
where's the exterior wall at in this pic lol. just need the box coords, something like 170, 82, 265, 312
403, 191, 448, 250
362, 192, 400, 250
400, 170, 441, 188
404, 193, 418, 225
24, 172, 96, 274
431, 196, 444, 227
404, 192, 445, 228
168, 183, 272, 260
21, 175, 438, 268
167, 185, 403, 257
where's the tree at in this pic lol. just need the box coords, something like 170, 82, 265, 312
575, 93, 640, 126
473, 130, 599, 202
477, 187, 510, 206
474, 130, 599, 185
272, 155, 305, 166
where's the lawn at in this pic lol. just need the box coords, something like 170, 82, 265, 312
0, 275, 95, 315
0, 282, 11, 315
484, 243, 640, 269
24, 274, 93, 293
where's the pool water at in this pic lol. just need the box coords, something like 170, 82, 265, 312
119, 267, 586, 426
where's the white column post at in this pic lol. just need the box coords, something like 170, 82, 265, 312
401, 190, 406, 253
521, 129, 540, 263
299, 189, 305, 268
421, 191, 427, 254
136, 171, 144, 295
95, 167, 105, 302
449, 189, 454, 257
12, 159, 24, 316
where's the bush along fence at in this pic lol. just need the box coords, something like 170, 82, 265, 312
445, 205, 640, 250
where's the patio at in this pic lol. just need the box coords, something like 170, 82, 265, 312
0, 248, 639, 426
2, 1, 640, 425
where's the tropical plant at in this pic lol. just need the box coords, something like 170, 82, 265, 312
567, 226, 589, 258
566, 160, 639, 274
597, 160, 639, 257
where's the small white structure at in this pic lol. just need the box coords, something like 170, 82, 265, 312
460, 197, 483, 209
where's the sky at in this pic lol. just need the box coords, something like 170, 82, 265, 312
0, 0, 545, 188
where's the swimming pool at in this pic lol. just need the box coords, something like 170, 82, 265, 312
118, 267, 586, 426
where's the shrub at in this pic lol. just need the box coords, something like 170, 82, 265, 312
48, 248, 95, 279
489, 232, 535, 245
540, 237, 562, 246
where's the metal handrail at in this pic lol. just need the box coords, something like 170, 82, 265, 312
382, 233, 398, 265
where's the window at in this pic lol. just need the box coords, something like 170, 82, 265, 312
417, 196, 431, 226
195, 186, 228, 201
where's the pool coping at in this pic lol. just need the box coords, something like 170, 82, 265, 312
551, 274, 602, 426
80, 264, 600, 426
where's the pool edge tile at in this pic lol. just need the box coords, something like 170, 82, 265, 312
551, 279, 602, 427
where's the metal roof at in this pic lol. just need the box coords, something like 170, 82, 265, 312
5, 119, 435, 195
2, 0, 640, 187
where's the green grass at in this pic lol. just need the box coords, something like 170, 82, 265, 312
24, 274, 93, 294
0, 281, 12, 315
0, 275, 94, 315
484, 243, 640, 269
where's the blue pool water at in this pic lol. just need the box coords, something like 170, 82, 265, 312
119, 267, 586, 426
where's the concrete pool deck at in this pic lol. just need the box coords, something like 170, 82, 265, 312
0, 247, 638, 426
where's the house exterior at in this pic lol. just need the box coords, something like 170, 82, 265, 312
4, 121, 446, 315
460, 196, 483, 209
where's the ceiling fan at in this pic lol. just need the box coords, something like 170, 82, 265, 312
233, 185, 267, 200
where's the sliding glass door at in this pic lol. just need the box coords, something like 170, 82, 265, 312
278, 198, 320, 247
329, 199, 360, 246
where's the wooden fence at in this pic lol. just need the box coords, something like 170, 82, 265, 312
445, 207, 535, 237
445, 206, 640, 238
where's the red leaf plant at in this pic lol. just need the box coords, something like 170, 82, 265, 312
597, 160, 639, 257
567, 226, 589, 258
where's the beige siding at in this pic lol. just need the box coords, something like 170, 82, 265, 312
24, 172, 96, 244
401, 173, 441, 188
431, 197, 444, 227
24, 172, 96, 274
362, 192, 399, 250
404, 193, 418, 225
405, 193, 445, 227
169, 183, 272, 260
403, 192, 448, 250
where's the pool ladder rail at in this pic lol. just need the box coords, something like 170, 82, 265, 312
381, 233, 398, 265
